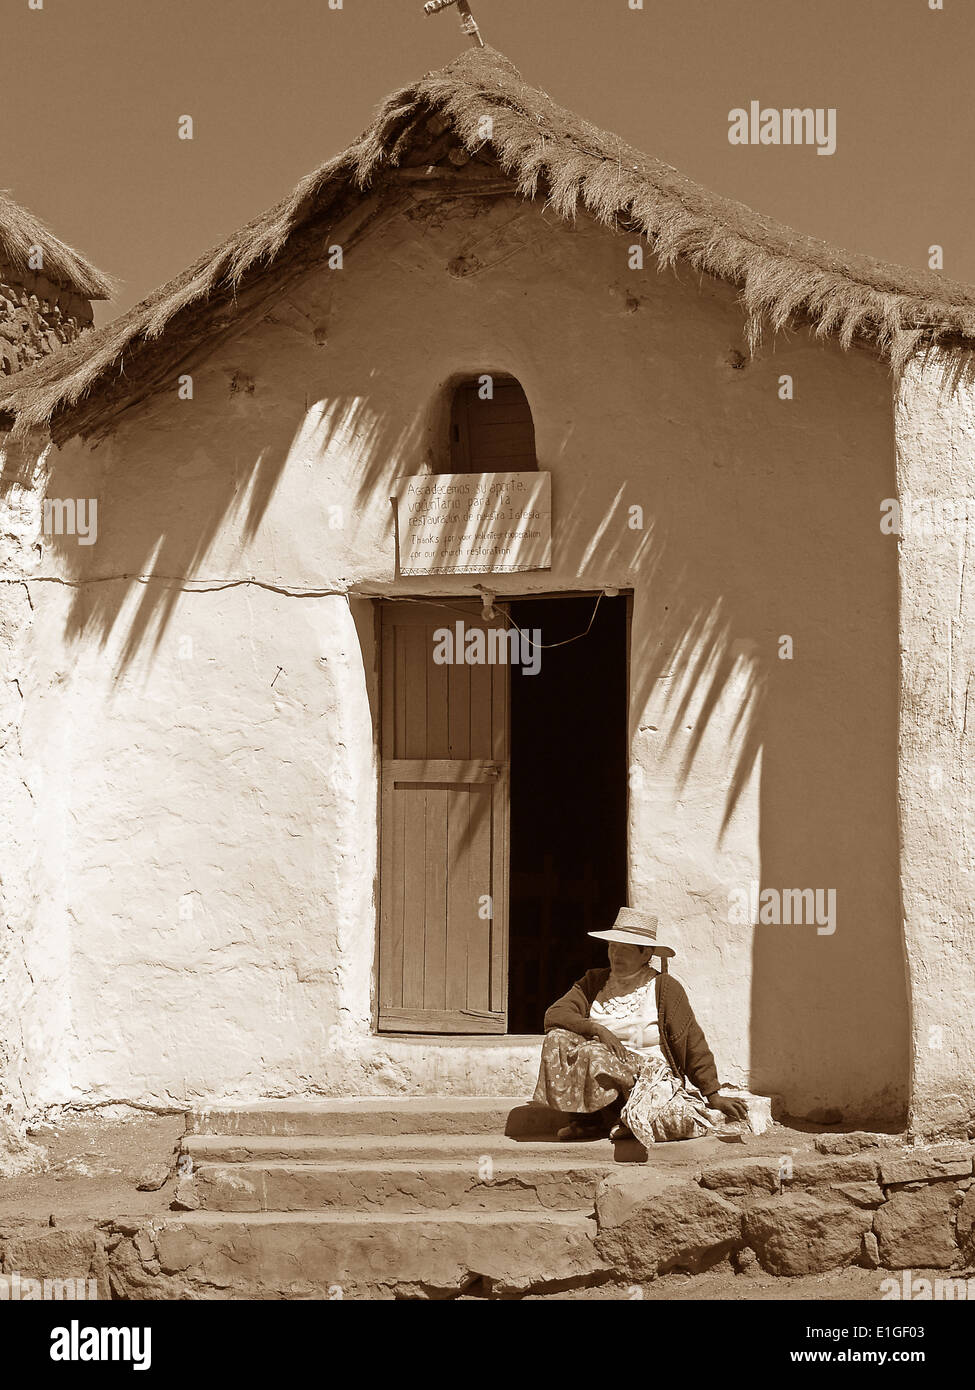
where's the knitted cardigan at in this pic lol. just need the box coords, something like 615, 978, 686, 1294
542, 967, 720, 1099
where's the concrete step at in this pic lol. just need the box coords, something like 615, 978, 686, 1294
153, 1209, 604, 1297
181, 1131, 622, 1165
185, 1097, 555, 1139
180, 1158, 614, 1214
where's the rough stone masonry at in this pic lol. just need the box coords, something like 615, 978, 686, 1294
0, 265, 94, 376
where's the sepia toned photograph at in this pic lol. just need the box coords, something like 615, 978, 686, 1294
1, 0, 972, 1364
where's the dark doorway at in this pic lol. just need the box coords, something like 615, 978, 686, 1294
507, 594, 629, 1033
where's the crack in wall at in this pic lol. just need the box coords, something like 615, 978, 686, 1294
0, 576, 348, 597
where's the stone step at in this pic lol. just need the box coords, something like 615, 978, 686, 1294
152, 1209, 604, 1297
180, 1158, 614, 1214
185, 1097, 555, 1139
181, 1131, 621, 1165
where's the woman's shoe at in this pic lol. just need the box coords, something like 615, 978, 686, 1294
609, 1121, 633, 1141
556, 1118, 611, 1142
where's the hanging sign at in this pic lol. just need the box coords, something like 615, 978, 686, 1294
394, 470, 552, 576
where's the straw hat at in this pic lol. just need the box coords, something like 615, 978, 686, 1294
588, 907, 675, 958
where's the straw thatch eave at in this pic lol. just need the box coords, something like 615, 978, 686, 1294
3, 46, 974, 442
0, 191, 113, 301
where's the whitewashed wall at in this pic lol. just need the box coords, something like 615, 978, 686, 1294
0, 191, 910, 1124
894, 356, 975, 1140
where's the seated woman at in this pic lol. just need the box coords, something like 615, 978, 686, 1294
532, 908, 748, 1145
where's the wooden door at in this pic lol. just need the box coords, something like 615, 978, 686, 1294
449, 379, 537, 473
378, 599, 509, 1033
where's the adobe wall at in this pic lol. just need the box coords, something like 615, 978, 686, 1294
0, 433, 73, 1144
894, 357, 975, 1140
0, 189, 907, 1123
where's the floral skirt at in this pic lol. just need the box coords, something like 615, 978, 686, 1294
532, 1028, 718, 1147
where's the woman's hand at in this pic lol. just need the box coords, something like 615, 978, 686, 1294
707, 1093, 750, 1123
592, 1024, 629, 1061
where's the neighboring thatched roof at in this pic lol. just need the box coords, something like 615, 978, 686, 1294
3, 46, 975, 440
0, 191, 112, 301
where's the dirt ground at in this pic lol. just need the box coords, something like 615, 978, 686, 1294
0, 1112, 183, 1229
528, 1266, 957, 1300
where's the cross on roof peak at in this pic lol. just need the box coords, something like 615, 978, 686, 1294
423, 0, 486, 48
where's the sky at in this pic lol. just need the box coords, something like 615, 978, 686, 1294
7, 0, 973, 321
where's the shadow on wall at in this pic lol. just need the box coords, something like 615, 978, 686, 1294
40, 342, 907, 1124
37, 408, 298, 671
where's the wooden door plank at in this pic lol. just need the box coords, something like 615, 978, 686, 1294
403, 625, 428, 759
392, 622, 407, 759
390, 759, 500, 784
383, 601, 474, 626
445, 787, 470, 1011
401, 786, 427, 1009
423, 786, 448, 1011
379, 620, 401, 1012
424, 628, 451, 1011
381, 616, 396, 760
490, 642, 510, 1017
379, 1007, 506, 1035
466, 782, 493, 1013
378, 769, 402, 1010
427, 635, 449, 761
469, 643, 492, 761
470, 399, 535, 425
447, 657, 471, 759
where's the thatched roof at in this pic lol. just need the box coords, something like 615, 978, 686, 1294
3, 47, 974, 440
0, 191, 112, 301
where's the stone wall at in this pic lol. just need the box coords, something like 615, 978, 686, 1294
597, 1135, 975, 1282
0, 264, 94, 375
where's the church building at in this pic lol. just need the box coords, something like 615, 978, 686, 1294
2, 47, 973, 1145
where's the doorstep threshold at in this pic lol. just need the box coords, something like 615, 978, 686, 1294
376, 1033, 544, 1045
